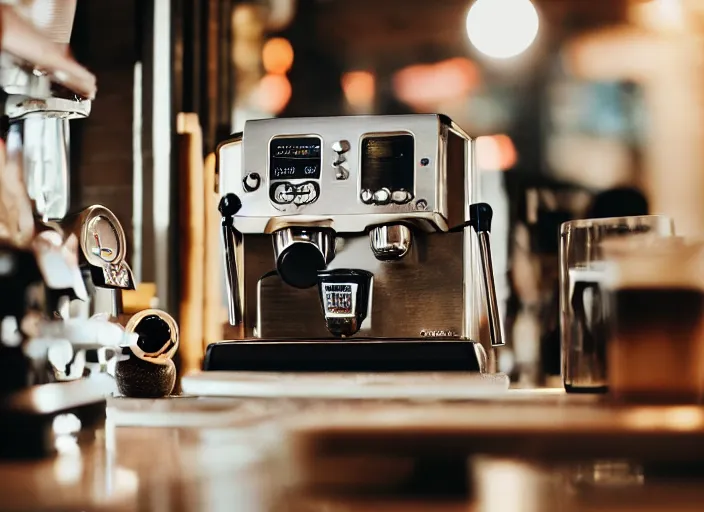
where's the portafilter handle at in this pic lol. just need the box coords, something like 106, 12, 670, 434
469, 203, 504, 348
218, 193, 242, 326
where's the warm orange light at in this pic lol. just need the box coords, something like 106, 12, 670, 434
262, 37, 294, 75
631, 0, 686, 32
392, 57, 480, 109
476, 134, 517, 171
254, 74, 292, 114
341, 70, 376, 110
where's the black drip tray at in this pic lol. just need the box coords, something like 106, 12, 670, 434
203, 339, 482, 373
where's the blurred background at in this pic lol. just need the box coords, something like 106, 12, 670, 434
68, 0, 704, 386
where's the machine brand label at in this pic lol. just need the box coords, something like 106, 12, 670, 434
420, 329, 459, 338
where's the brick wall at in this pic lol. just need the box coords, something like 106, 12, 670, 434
70, 0, 139, 263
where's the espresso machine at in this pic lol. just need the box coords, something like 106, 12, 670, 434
0, 2, 120, 457
206, 114, 504, 373
1, 0, 93, 222
0, 1, 133, 322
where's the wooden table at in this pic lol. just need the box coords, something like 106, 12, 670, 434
1, 390, 704, 511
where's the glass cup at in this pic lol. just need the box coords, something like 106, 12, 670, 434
559, 215, 675, 393
601, 237, 704, 403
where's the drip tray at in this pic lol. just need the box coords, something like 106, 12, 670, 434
182, 370, 510, 400
203, 339, 485, 373
191, 340, 510, 400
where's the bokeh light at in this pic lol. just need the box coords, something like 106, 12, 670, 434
392, 57, 479, 109
254, 74, 292, 114
262, 37, 294, 75
341, 70, 376, 110
477, 134, 518, 171
466, 0, 539, 59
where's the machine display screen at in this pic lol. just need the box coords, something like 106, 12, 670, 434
269, 137, 322, 180
360, 134, 415, 192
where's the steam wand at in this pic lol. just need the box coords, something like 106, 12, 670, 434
450, 203, 504, 348
218, 193, 243, 326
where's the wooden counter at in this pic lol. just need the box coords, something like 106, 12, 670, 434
1, 390, 704, 511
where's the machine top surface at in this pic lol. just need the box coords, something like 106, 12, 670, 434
218, 113, 474, 234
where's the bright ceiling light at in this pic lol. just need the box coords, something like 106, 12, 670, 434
466, 0, 539, 59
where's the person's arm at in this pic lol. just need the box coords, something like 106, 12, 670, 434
0, 4, 96, 99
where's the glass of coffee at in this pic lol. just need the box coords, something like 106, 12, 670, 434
560, 215, 675, 393
602, 237, 704, 403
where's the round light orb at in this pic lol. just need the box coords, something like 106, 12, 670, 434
262, 37, 294, 75
466, 0, 539, 59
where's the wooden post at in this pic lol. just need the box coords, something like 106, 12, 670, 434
177, 113, 206, 375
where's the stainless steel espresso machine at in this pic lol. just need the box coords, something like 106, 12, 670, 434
206, 114, 504, 373
0, 2, 129, 457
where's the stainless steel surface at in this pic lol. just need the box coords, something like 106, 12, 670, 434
222, 218, 242, 326
216, 114, 501, 373
110, 289, 123, 318
75, 206, 134, 293
218, 115, 467, 234
252, 232, 465, 339
0, 1, 93, 230
478, 231, 503, 348
6, 96, 91, 120
369, 225, 412, 261
0, 58, 52, 98
77, 206, 126, 269
60, 206, 134, 319
19, 116, 71, 220
98, 261, 133, 289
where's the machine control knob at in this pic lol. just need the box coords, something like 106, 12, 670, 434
332, 140, 351, 154
391, 189, 414, 204
360, 189, 374, 204
372, 188, 391, 205
335, 166, 349, 180
243, 172, 261, 192
293, 182, 318, 205
272, 182, 296, 204
332, 153, 349, 180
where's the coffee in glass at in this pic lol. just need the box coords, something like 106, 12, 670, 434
603, 238, 704, 403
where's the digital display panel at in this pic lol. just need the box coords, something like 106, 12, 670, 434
360, 134, 415, 192
269, 137, 322, 180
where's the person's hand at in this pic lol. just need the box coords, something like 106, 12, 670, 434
0, 5, 96, 99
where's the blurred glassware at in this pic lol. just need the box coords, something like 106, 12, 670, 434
559, 215, 674, 393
